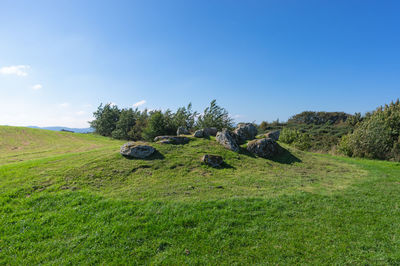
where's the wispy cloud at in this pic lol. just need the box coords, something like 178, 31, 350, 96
0, 65, 30, 76
32, 84, 42, 91
133, 100, 146, 107
59, 102, 70, 108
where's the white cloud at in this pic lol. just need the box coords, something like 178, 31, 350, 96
0, 65, 30, 76
234, 114, 244, 119
109, 102, 117, 107
32, 84, 42, 91
133, 100, 146, 107
59, 102, 70, 108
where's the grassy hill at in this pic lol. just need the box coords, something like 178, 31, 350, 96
1, 126, 400, 264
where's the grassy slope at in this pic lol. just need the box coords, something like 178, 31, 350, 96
1, 126, 400, 264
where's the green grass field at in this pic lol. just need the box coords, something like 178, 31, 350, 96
1, 126, 400, 264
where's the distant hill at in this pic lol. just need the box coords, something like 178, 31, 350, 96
27, 126, 94, 133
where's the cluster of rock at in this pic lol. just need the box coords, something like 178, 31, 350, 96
119, 125, 281, 163
193, 127, 218, 138
215, 124, 282, 159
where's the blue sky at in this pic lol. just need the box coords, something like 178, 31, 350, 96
0, 0, 399, 127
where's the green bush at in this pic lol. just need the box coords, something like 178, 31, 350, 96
279, 128, 311, 151
340, 100, 400, 161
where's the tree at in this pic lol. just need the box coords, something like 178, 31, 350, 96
142, 111, 168, 141
90, 103, 120, 137
111, 108, 139, 140
172, 103, 198, 131
196, 100, 233, 130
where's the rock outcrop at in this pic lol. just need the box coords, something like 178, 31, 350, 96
193, 129, 204, 138
265, 130, 280, 141
203, 127, 218, 136
216, 129, 239, 152
233, 123, 258, 144
201, 154, 223, 167
120, 142, 155, 158
154, 136, 189, 144
246, 138, 281, 159
177, 126, 189, 135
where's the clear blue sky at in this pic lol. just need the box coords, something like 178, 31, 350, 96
0, 0, 399, 127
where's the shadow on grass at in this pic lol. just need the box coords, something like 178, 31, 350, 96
271, 147, 302, 164
122, 150, 165, 161
239, 145, 301, 165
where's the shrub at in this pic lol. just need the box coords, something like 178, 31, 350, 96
279, 128, 311, 151
340, 99, 400, 161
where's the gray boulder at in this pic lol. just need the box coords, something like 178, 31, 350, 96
246, 138, 281, 159
120, 142, 155, 158
154, 136, 189, 144
265, 130, 280, 141
203, 127, 218, 136
193, 129, 204, 138
177, 126, 189, 135
234, 123, 258, 144
201, 154, 223, 168
216, 129, 239, 152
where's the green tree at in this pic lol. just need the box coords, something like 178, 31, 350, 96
142, 111, 168, 141
196, 100, 233, 130
111, 108, 139, 140
90, 103, 120, 137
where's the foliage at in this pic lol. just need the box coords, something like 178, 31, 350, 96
288, 111, 351, 125
196, 100, 234, 130
90, 100, 232, 141
339, 99, 400, 160
172, 103, 198, 130
111, 108, 139, 140
279, 128, 311, 151
89, 103, 121, 137
142, 111, 169, 141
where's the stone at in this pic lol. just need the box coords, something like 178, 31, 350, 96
120, 142, 155, 158
154, 136, 189, 144
216, 129, 239, 152
233, 123, 258, 144
203, 127, 218, 136
201, 154, 224, 167
193, 129, 204, 138
265, 130, 280, 141
246, 138, 281, 158
177, 126, 189, 135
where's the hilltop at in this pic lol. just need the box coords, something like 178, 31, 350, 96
1, 126, 400, 264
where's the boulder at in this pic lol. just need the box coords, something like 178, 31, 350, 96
246, 138, 281, 159
203, 127, 218, 136
120, 142, 155, 158
193, 129, 204, 138
154, 136, 189, 145
265, 130, 280, 141
233, 123, 258, 144
177, 126, 189, 135
216, 129, 239, 152
201, 154, 224, 167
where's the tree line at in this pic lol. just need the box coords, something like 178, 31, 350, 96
89, 100, 233, 141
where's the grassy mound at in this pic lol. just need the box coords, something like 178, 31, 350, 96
1, 126, 400, 264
